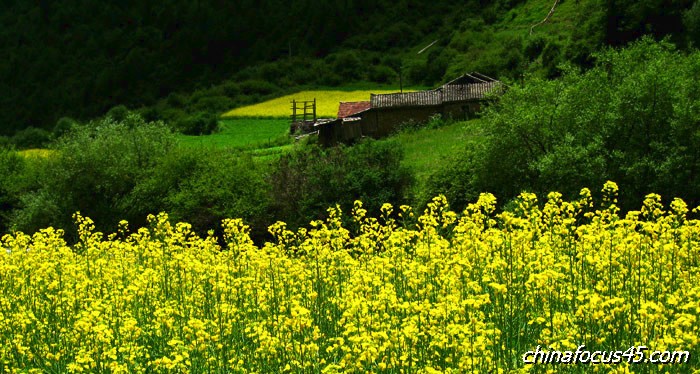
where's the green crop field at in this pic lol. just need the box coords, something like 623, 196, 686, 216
177, 118, 291, 150
222, 89, 415, 118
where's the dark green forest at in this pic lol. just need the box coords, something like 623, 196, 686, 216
2, 0, 698, 136
2, 0, 700, 242
1, 0, 458, 135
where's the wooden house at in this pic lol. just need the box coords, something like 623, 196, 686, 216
317, 72, 502, 145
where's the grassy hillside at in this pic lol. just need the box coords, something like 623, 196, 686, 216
390, 122, 472, 178
382, 119, 484, 203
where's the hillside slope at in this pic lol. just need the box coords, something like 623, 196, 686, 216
1, 0, 696, 137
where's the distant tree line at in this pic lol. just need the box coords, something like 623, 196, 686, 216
0, 0, 463, 136
0, 114, 412, 243
3, 0, 699, 139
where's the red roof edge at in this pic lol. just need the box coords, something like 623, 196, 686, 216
338, 101, 371, 118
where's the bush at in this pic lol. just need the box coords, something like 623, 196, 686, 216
524, 34, 547, 60
430, 38, 700, 211
166, 150, 272, 239
10, 114, 176, 238
684, 1, 700, 47
327, 50, 364, 81
239, 80, 279, 97
0, 148, 26, 232
106, 105, 130, 122
53, 117, 77, 138
126, 146, 272, 241
11, 127, 51, 149
176, 112, 220, 135
221, 81, 241, 97
269, 140, 413, 229
192, 95, 234, 113
369, 65, 398, 84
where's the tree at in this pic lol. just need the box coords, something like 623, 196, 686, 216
431, 38, 700, 210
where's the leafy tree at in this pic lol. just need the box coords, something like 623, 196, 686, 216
176, 112, 220, 135
684, 0, 700, 47
10, 114, 176, 237
164, 151, 271, 239
0, 148, 27, 232
11, 127, 51, 149
431, 38, 700, 210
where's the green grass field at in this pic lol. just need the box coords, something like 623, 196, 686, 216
393, 120, 479, 179
222, 89, 415, 118
384, 119, 482, 200
177, 118, 291, 150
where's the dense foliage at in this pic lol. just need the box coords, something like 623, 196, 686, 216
1, 185, 697, 371
269, 141, 414, 230
3, 0, 698, 137
0, 0, 461, 134
430, 38, 700, 211
0, 115, 413, 243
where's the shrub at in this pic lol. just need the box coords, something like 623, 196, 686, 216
10, 114, 176, 238
684, 1, 700, 47
239, 80, 279, 96
127, 146, 272, 241
327, 50, 364, 81
0, 148, 26, 231
106, 105, 130, 122
165, 150, 272, 240
269, 140, 413, 229
176, 112, 220, 135
369, 65, 398, 84
53, 117, 78, 139
524, 34, 547, 60
431, 38, 700, 211
11, 127, 51, 149
191, 95, 234, 113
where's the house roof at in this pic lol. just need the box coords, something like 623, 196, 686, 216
368, 72, 502, 108
337, 101, 371, 118
442, 72, 499, 86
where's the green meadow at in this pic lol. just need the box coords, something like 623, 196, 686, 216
176, 118, 291, 150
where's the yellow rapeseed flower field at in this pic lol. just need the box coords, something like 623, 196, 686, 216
1, 182, 698, 372
222, 90, 413, 118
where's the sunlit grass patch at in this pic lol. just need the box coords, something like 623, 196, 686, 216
17, 148, 54, 158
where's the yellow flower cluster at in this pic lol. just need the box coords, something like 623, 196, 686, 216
1, 183, 698, 373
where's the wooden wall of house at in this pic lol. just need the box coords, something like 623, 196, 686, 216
442, 101, 481, 120
320, 100, 484, 146
367, 106, 442, 137
318, 120, 364, 146
318, 120, 340, 146
341, 121, 363, 142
